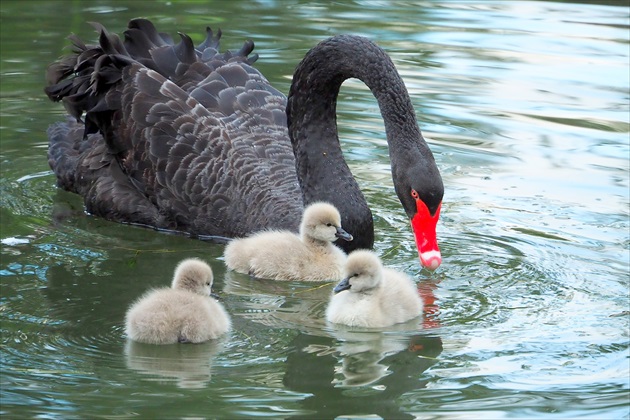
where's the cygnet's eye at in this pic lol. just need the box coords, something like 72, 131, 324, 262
206, 282, 211, 286
326, 223, 333, 227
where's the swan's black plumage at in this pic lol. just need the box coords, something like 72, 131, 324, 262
45, 19, 443, 259
46, 19, 301, 239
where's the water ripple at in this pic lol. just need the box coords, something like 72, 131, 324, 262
1, 1, 628, 418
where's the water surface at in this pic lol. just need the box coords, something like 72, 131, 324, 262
1, 1, 628, 418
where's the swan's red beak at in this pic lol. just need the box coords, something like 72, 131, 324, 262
411, 200, 441, 270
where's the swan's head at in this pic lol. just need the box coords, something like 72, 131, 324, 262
301, 202, 353, 243
334, 250, 382, 294
172, 258, 213, 296
393, 160, 444, 271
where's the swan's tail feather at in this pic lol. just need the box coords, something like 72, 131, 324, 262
45, 19, 259, 143
46, 120, 84, 194
46, 117, 165, 228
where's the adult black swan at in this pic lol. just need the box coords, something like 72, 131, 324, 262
44, 19, 444, 270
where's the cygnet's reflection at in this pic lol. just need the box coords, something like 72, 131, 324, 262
284, 331, 443, 419
124, 338, 225, 389
331, 328, 418, 387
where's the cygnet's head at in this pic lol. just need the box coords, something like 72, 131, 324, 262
300, 202, 353, 243
333, 250, 383, 294
172, 258, 213, 296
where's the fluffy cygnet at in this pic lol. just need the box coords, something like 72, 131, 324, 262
125, 258, 231, 344
326, 250, 424, 328
223, 202, 353, 281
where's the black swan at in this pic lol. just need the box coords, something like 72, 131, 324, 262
44, 19, 444, 270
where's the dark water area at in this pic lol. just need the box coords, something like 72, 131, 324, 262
1, 1, 628, 418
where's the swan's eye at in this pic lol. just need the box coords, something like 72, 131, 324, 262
206, 282, 210, 286
326, 223, 333, 227
411, 189, 419, 199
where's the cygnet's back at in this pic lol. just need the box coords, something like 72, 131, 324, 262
125, 258, 231, 344
326, 250, 423, 328
223, 202, 353, 281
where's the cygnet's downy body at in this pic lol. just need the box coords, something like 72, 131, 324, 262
125, 258, 231, 344
223, 202, 353, 281
326, 250, 423, 328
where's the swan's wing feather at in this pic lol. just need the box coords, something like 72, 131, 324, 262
117, 64, 301, 235
127, 19, 170, 47
123, 28, 157, 59
45, 20, 303, 237
217, 62, 251, 86
174, 33, 197, 65
196, 26, 220, 52
148, 45, 180, 77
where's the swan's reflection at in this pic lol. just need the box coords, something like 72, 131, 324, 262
124, 338, 225, 389
284, 331, 443, 419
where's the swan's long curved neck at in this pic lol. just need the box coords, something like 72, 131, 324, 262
287, 35, 422, 149
286, 35, 440, 252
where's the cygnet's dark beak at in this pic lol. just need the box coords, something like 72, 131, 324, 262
333, 277, 351, 294
335, 227, 353, 242
210, 292, 221, 301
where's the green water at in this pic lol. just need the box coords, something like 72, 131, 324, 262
1, 0, 628, 418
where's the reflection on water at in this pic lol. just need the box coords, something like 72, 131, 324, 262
125, 339, 225, 389
223, 268, 442, 331
283, 332, 443, 419
1, 0, 628, 418
328, 329, 438, 388
222, 270, 332, 330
